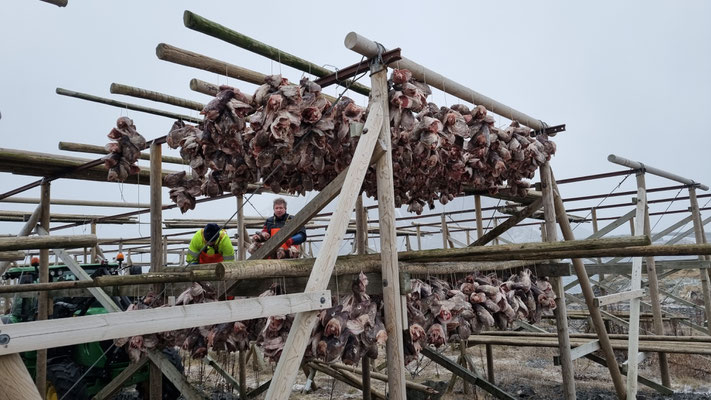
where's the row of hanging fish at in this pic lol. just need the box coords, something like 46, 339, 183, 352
404, 269, 556, 364
115, 268, 554, 367
141, 69, 555, 213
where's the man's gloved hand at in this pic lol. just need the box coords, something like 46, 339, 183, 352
285, 238, 294, 247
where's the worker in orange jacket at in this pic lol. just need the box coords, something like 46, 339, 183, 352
187, 223, 235, 265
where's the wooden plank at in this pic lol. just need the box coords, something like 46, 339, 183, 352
587, 208, 637, 240
421, 347, 516, 400
570, 340, 600, 361
146, 350, 204, 400
0, 234, 97, 251
150, 142, 163, 283
93, 357, 148, 400
263, 82, 385, 400
584, 260, 710, 274
0, 291, 330, 355
594, 289, 645, 308
469, 198, 543, 247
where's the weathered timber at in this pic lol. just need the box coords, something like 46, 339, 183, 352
264, 86, 386, 400
0, 210, 136, 224
584, 260, 710, 274
550, 174, 627, 400
189, 78, 220, 97
0, 251, 24, 261
39, 0, 67, 7
0, 291, 331, 355
470, 198, 543, 247
59, 141, 185, 165
486, 331, 711, 342
0, 234, 96, 251
56, 88, 200, 123
183, 11, 371, 96
110, 82, 205, 112
421, 346, 517, 400
1, 195, 152, 209
465, 335, 711, 355
327, 363, 438, 395
540, 162, 575, 400
36, 180, 50, 395
0, 203, 41, 275
307, 362, 386, 400
93, 357, 148, 400
0, 270, 224, 294
584, 353, 674, 396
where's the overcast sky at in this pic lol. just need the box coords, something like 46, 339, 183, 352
1, 1, 710, 256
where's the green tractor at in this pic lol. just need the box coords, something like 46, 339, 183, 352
1, 261, 183, 400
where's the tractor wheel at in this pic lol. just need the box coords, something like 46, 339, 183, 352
46, 359, 90, 400
137, 348, 184, 400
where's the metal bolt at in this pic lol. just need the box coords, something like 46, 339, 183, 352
0, 334, 10, 346
382, 279, 388, 287
320, 297, 326, 304
362, 128, 368, 134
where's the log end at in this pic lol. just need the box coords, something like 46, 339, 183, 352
344, 32, 359, 50
183, 10, 196, 28
155, 43, 168, 60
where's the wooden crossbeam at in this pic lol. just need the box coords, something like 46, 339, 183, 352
421, 347, 516, 400
92, 357, 148, 400
0, 291, 330, 355
469, 198, 543, 247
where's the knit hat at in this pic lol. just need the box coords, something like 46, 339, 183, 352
204, 223, 220, 243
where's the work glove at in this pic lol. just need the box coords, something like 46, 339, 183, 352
285, 238, 294, 247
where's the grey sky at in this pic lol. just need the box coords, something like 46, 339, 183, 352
1, 1, 710, 253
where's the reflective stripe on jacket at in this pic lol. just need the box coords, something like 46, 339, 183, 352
187, 229, 235, 264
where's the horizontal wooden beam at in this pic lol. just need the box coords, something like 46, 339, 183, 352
59, 141, 186, 165
0, 195, 152, 209
0, 291, 331, 355
553, 340, 600, 364
0, 251, 24, 261
584, 260, 710, 274
110, 82, 205, 112
0, 234, 96, 251
594, 289, 645, 307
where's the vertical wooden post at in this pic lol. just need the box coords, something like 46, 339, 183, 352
629, 217, 635, 236
83, 247, 87, 263
643, 202, 670, 386
90, 221, 97, 263
355, 194, 372, 400
540, 163, 576, 400
689, 187, 711, 334
485, 344, 495, 383
441, 212, 449, 249
627, 171, 648, 398
149, 142, 163, 400
373, 66, 407, 400
475, 195, 484, 239
237, 195, 246, 261
550, 173, 627, 399
37, 180, 50, 398
591, 208, 604, 288
415, 224, 422, 250
492, 218, 499, 245
465, 229, 470, 245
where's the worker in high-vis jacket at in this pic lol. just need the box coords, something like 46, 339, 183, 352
187, 223, 235, 265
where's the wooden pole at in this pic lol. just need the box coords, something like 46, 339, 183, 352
688, 186, 711, 334
56, 88, 200, 123
189, 78, 220, 97
39, 0, 67, 7
36, 180, 50, 397
238, 350, 247, 400
183, 11, 371, 96
373, 64, 407, 400
263, 90, 384, 400
475, 195, 484, 239
237, 196, 246, 261
470, 198, 543, 247
415, 224, 422, 250
592, 207, 603, 271
0, 331, 42, 400
110, 83, 205, 112
441, 212, 448, 249
0, 235, 96, 252
58, 142, 185, 165
540, 163, 576, 399
150, 142, 164, 287
550, 173, 627, 399
485, 344, 495, 383
643, 201, 671, 386
0, 203, 41, 275
91, 221, 97, 263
